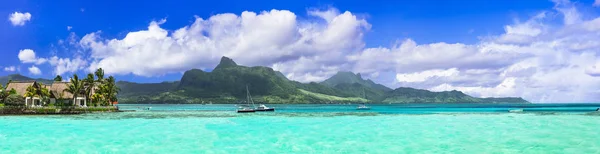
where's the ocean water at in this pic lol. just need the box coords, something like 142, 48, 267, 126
1, 104, 600, 153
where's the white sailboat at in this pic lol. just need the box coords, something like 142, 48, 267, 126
237, 85, 256, 113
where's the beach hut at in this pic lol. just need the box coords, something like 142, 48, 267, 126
5, 81, 42, 107
49, 81, 87, 107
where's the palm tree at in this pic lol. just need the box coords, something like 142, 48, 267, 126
53, 75, 63, 82
104, 76, 120, 105
64, 74, 84, 106
84, 73, 96, 106
39, 87, 51, 106
23, 86, 38, 106
95, 68, 105, 82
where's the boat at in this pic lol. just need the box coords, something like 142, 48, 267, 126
255, 104, 275, 111
356, 88, 371, 110
357, 103, 371, 110
508, 109, 523, 113
237, 85, 257, 113
237, 105, 255, 113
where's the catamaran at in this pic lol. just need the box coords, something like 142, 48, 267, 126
237, 85, 256, 113
357, 88, 371, 110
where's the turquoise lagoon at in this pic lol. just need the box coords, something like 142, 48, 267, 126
1, 104, 600, 153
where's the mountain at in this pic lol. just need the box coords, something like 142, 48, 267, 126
318, 71, 527, 104
319, 71, 392, 101
2, 57, 529, 104
119, 57, 365, 104
320, 71, 391, 92
0, 74, 54, 87
382, 87, 528, 104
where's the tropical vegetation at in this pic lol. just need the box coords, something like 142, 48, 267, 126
63, 68, 119, 106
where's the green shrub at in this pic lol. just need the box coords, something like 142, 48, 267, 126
3, 94, 25, 106
0, 103, 4, 107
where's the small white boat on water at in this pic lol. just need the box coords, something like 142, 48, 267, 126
357, 103, 371, 110
509, 109, 523, 113
256, 104, 275, 112
237, 105, 255, 113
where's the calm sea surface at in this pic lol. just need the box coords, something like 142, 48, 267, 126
1, 104, 600, 153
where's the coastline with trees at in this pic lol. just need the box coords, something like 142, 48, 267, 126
0, 68, 120, 115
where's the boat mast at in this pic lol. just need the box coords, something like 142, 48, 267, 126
246, 85, 256, 108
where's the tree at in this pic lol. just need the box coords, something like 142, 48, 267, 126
4, 94, 25, 106
95, 68, 105, 82
104, 76, 120, 105
39, 87, 51, 106
0, 85, 7, 103
9, 88, 16, 95
54, 75, 63, 82
23, 86, 38, 106
84, 73, 96, 106
65, 74, 84, 106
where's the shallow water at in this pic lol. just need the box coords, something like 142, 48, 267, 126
1, 104, 600, 153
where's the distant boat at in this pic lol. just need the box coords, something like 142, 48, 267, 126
509, 109, 523, 113
357, 103, 371, 110
256, 104, 275, 112
357, 88, 371, 110
237, 85, 256, 113
237, 105, 255, 113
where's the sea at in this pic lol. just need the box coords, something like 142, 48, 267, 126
1, 103, 600, 153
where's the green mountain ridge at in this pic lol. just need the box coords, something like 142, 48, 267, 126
0, 74, 54, 86
1, 57, 529, 104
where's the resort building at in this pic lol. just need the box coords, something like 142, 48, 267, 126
4, 81, 88, 107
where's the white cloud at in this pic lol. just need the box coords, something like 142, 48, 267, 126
48, 56, 87, 75
396, 68, 459, 82
18, 49, 46, 64
346, 0, 600, 102
595, 0, 600, 7
8, 12, 31, 26
28, 66, 41, 75
67, 26, 72, 31
79, 8, 369, 79
3, 66, 16, 72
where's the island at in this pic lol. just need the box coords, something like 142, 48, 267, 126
1, 57, 528, 111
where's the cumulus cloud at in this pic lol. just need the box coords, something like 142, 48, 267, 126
4, 66, 16, 72
28, 66, 41, 75
79, 8, 369, 80
346, 0, 600, 102
8, 12, 31, 26
48, 56, 87, 76
396, 68, 459, 83
18, 49, 47, 64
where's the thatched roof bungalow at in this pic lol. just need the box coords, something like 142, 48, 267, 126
4, 81, 88, 107
4, 81, 38, 96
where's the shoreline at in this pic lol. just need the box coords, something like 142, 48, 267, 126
0, 106, 119, 115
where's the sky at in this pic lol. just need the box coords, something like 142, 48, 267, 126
2, 0, 600, 103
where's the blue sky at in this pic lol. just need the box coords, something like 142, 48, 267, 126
2, 0, 600, 102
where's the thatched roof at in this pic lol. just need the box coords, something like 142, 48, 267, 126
5, 81, 36, 96
5, 80, 90, 99
50, 82, 74, 99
